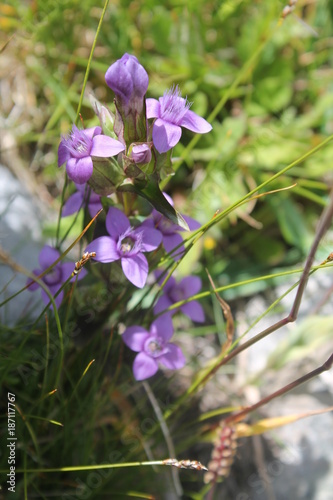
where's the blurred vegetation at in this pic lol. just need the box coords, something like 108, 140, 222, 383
1, 0, 333, 499
2, 0, 333, 289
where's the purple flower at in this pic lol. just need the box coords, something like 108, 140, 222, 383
154, 274, 205, 323
85, 207, 162, 288
130, 143, 152, 164
143, 193, 200, 260
146, 85, 212, 153
62, 183, 102, 218
122, 315, 185, 380
105, 53, 149, 105
58, 125, 125, 184
27, 245, 87, 309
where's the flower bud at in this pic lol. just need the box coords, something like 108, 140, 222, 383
105, 54, 149, 145
105, 53, 149, 105
130, 143, 152, 165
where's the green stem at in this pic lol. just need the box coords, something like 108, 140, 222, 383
6, 460, 167, 474
187, 133, 333, 240
56, 0, 110, 244
156, 262, 333, 316
225, 352, 333, 425
190, 190, 333, 392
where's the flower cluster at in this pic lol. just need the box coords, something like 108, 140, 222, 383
58, 125, 125, 185
28, 53, 212, 380
58, 53, 212, 220
146, 85, 212, 154
85, 207, 162, 289
154, 274, 205, 323
62, 183, 102, 218
122, 316, 185, 381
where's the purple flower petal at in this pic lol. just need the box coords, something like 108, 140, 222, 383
121, 253, 148, 288
153, 295, 173, 315
88, 198, 103, 218
181, 300, 205, 323
105, 53, 149, 103
154, 271, 176, 289
162, 192, 174, 206
140, 218, 157, 232
106, 61, 133, 101
90, 135, 125, 158
75, 183, 87, 193
131, 143, 152, 164
58, 140, 70, 167
39, 245, 60, 270
179, 109, 212, 134
46, 281, 63, 297
150, 315, 173, 342
41, 288, 64, 310
136, 227, 162, 252
181, 276, 202, 296
84, 126, 102, 140
152, 118, 182, 154
27, 269, 42, 291
122, 326, 150, 352
133, 352, 159, 380
60, 262, 75, 282
105, 207, 130, 239
163, 233, 184, 256
62, 262, 87, 283
85, 236, 119, 263
146, 98, 160, 119
183, 215, 201, 231
159, 343, 185, 370
62, 191, 84, 217
147, 86, 212, 153
66, 156, 94, 184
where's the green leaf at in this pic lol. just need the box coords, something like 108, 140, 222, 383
89, 158, 126, 196
119, 174, 189, 230
269, 196, 312, 252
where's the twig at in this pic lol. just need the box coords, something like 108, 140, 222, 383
200, 191, 333, 386
224, 352, 333, 425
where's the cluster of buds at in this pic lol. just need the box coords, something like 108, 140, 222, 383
204, 423, 238, 484
58, 53, 212, 227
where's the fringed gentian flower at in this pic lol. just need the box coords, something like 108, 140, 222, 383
27, 245, 87, 309
58, 125, 125, 184
62, 183, 102, 218
122, 315, 185, 380
85, 207, 162, 288
146, 85, 212, 153
143, 193, 200, 259
130, 143, 152, 165
105, 53, 149, 107
154, 274, 205, 323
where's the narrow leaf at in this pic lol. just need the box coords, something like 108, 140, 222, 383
120, 174, 189, 230
206, 269, 234, 354
236, 406, 333, 437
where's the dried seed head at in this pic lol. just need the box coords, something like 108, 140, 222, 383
74, 251, 96, 275
162, 458, 208, 472
204, 423, 238, 484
